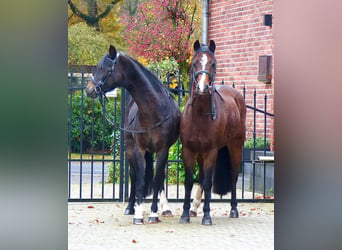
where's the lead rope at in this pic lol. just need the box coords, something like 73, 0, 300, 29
98, 93, 171, 134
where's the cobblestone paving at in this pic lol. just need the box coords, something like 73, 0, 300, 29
69, 202, 274, 250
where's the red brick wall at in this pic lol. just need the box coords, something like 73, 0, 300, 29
208, 0, 274, 150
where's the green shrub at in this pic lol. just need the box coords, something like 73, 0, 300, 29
244, 136, 270, 149
68, 90, 121, 153
147, 58, 179, 83
107, 162, 121, 184
167, 142, 199, 184
68, 22, 109, 65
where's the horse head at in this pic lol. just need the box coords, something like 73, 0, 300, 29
86, 45, 121, 98
191, 40, 216, 95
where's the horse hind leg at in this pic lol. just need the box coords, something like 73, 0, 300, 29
159, 188, 172, 217
190, 185, 203, 217
228, 144, 243, 218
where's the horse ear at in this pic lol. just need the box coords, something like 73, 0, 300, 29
208, 40, 216, 53
109, 45, 117, 59
194, 40, 201, 51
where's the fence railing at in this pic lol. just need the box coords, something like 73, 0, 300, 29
68, 66, 274, 202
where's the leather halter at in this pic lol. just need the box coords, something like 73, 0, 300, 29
190, 48, 218, 120
91, 54, 118, 95
92, 53, 171, 133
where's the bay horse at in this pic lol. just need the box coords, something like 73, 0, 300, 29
86, 45, 181, 224
179, 40, 246, 225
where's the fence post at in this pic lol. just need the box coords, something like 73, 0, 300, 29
68, 71, 73, 199
119, 89, 126, 201
79, 68, 85, 199
252, 89, 257, 199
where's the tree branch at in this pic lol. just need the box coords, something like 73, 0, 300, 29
68, 0, 122, 26
97, 0, 122, 20
68, 0, 90, 21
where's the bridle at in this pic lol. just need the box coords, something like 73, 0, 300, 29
191, 48, 217, 93
189, 48, 221, 120
91, 53, 119, 96
192, 70, 216, 90
90, 53, 171, 133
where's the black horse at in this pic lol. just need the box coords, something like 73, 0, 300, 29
179, 40, 246, 225
86, 45, 181, 224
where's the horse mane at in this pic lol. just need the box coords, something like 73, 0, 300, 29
124, 55, 171, 96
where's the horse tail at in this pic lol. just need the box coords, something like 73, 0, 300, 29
213, 146, 231, 195
143, 151, 154, 197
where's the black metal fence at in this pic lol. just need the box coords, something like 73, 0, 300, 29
68, 66, 274, 203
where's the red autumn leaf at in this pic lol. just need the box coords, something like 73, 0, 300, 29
132, 239, 137, 243
250, 208, 256, 210
88, 205, 95, 209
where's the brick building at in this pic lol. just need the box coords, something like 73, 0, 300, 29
208, 0, 274, 150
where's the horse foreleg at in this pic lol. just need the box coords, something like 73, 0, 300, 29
148, 150, 168, 223
124, 167, 136, 215
190, 157, 204, 217
202, 167, 213, 225
201, 151, 217, 225
131, 150, 146, 225
180, 150, 195, 224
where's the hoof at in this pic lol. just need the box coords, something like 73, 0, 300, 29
190, 211, 197, 217
161, 210, 173, 217
230, 209, 239, 218
202, 216, 212, 226
133, 218, 144, 225
179, 216, 190, 224
148, 216, 161, 224
124, 207, 134, 215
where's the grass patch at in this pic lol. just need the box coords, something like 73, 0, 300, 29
69, 153, 113, 160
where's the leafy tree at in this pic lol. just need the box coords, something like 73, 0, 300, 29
122, 0, 201, 89
68, 22, 109, 65
68, 0, 125, 52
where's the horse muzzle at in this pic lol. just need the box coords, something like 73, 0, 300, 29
86, 80, 98, 98
195, 84, 210, 95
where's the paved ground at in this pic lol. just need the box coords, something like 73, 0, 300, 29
68, 201, 274, 250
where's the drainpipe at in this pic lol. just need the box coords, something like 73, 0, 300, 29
202, 0, 209, 45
